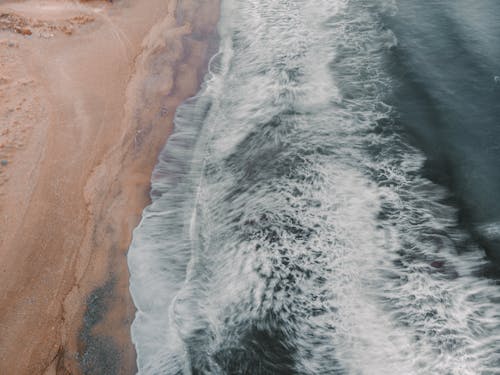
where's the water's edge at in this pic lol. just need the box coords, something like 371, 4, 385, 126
128, 1, 500, 374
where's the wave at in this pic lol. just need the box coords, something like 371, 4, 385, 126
128, 0, 500, 374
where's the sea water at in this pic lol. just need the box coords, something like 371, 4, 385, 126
128, 1, 500, 373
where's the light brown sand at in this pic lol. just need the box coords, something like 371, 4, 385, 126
0, 0, 219, 373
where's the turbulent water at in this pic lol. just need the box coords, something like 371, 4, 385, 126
128, 1, 500, 374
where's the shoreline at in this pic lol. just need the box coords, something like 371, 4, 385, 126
0, 0, 219, 373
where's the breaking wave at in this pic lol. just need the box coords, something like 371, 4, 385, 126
128, 1, 500, 374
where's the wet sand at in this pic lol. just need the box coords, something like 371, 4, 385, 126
0, 0, 219, 373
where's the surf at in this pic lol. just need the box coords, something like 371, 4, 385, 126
128, 1, 500, 373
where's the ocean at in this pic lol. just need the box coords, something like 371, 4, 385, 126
128, 1, 500, 374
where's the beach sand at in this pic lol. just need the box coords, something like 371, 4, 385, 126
0, 0, 219, 373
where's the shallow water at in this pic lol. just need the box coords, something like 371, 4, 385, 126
128, 1, 500, 373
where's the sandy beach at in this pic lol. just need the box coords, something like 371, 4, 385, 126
0, 0, 218, 373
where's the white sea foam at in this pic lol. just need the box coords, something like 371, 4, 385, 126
128, 0, 500, 374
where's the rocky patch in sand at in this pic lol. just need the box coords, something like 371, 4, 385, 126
0, 5, 95, 38
0, 39, 41, 189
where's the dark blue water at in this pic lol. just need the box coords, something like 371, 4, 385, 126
128, 1, 500, 374
387, 0, 500, 263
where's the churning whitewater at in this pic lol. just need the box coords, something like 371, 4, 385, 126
128, 0, 500, 374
